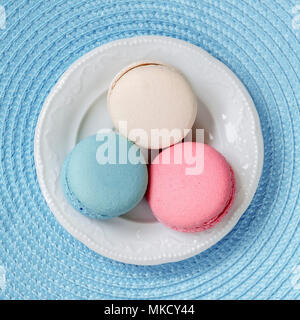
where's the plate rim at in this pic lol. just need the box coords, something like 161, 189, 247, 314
34, 35, 264, 265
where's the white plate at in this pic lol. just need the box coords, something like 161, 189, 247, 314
34, 36, 264, 265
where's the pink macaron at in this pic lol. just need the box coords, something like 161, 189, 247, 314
147, 142, 235, 232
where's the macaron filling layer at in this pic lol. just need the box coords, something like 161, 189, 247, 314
108, 61, 162, 93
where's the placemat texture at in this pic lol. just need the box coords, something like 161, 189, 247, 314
0, 0, 299, 299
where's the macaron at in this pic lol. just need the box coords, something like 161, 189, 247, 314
107, 61, 197, 149
147, 142, 235, 232
61, 132, 148, 219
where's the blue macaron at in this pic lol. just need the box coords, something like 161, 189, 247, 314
61, 131, 148, 219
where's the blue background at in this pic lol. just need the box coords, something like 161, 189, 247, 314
0, 0, 299, 299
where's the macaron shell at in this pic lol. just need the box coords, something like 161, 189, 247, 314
108, 62, 197, 149
147, 142, 235, 232
61, 151, 111, 219
61, 133, 148, 219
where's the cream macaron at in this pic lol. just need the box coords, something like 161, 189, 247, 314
107, 61, 197, 149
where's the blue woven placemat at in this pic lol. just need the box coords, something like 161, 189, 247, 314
0, 0, 299, 300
